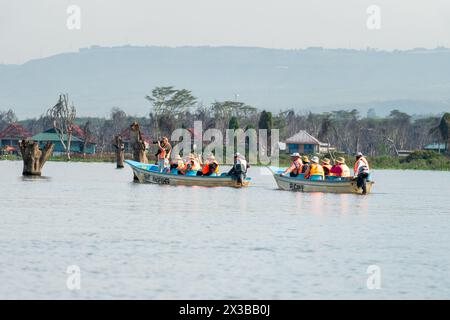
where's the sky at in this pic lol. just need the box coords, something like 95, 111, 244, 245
0, 0, 450, 64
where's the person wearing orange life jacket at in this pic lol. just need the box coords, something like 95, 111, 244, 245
197, 154, 220, 176
330, 157, 351, 177
156, 137, 172, 172
304, 156, 325, 180
301, 155, 310, 173
169, 154, 185, 174
321, 158, 332, 176
182, 153, 201, 174
281, 153, 303, 177
354, 152, 370, 194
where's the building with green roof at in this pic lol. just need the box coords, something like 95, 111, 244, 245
31, 128, 96, 154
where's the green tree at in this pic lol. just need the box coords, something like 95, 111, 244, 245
228, 116, 240, 130
258, 110, 273, 131
430, 113, 450, 152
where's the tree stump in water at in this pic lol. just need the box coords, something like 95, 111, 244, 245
113, 134, 125, 169
129, 122, 148, 180
19, 140, 54, 176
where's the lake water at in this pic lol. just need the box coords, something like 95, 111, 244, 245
0, 160, 449, 299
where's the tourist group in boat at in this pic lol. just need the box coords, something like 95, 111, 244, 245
136, 136, 372, 193
280, 152, 371, 194
154, 136, 249, 183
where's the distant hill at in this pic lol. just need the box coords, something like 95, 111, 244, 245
1, 45, 450, 118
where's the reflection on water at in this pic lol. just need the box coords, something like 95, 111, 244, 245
1, 160, 450, 299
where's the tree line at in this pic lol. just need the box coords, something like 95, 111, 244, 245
1, 86, 449, 157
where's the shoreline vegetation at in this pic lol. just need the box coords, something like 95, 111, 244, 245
1, 150, 449, 171
1, 87, 449, 175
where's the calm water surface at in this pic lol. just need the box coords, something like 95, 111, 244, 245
0, 160, 449, 299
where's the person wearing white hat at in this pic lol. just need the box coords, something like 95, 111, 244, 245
281, 152, 303, 177
304, 156, 325, 180
354, 152, 370, 194
227, 152, 249, 185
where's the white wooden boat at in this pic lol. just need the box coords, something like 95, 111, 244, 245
125, 160, 250, 188
268, 167, 374, 194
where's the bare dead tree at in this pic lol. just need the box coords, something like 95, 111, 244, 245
47, 94, 76, 160
19, 140, 54, 176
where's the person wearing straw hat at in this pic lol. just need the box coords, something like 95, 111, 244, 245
301, 155, 310, 174
281, 152, 303, 177
169, 154, 185, 174
304, 156, 324, 180
330, 157, 351, 177
182, 153, 201, 174
321, 158, 332, 176
197, 154, 220, 176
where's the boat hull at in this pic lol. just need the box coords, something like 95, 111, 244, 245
270, 168, 373, 194
125, 160, 250, 188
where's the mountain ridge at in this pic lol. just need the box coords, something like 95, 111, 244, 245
1, 45, 449, 118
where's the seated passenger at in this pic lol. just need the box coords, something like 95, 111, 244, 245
304, 156, 324, 180
182, 154, 201, 174
330, 157, 351, 177
170, 154, 185, 174
281, 153, 303, 177
301, 155, 310, 173
197, 154, 219, 176
321, 158, 332, 176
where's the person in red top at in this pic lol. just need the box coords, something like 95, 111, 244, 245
281, 153, 303, 177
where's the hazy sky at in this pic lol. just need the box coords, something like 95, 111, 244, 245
1, 0, 450, 64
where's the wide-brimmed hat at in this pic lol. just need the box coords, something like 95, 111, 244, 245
355, 152, 363, 157
234, 152, 241, 157
336, 157, 346, 164
302, 155, 309, 162
207, 154, 215, 160
311, 156, 319, 163
290, 152, 300, 158
322, 158, 331, 165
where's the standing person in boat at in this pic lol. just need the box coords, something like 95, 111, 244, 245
301, 155, 310, 174
321, 158, 332, 176
281, 153, 303, 177
228, 152, 250, 185
170, 154, 185, 175
156, 137, 172, 172
354, 152, 370, 194
304, 156, 325, 180
330, 157, 351, 177
197, 154, 220, 176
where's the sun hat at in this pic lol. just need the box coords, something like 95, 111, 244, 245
302, 155, 309, 162
207, 154, 215, 160
322, 158, 331, 165
311, 156, 319, 163
290, 152, 300, 158
336, 157, 346, 164
356, 152, 363, 157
